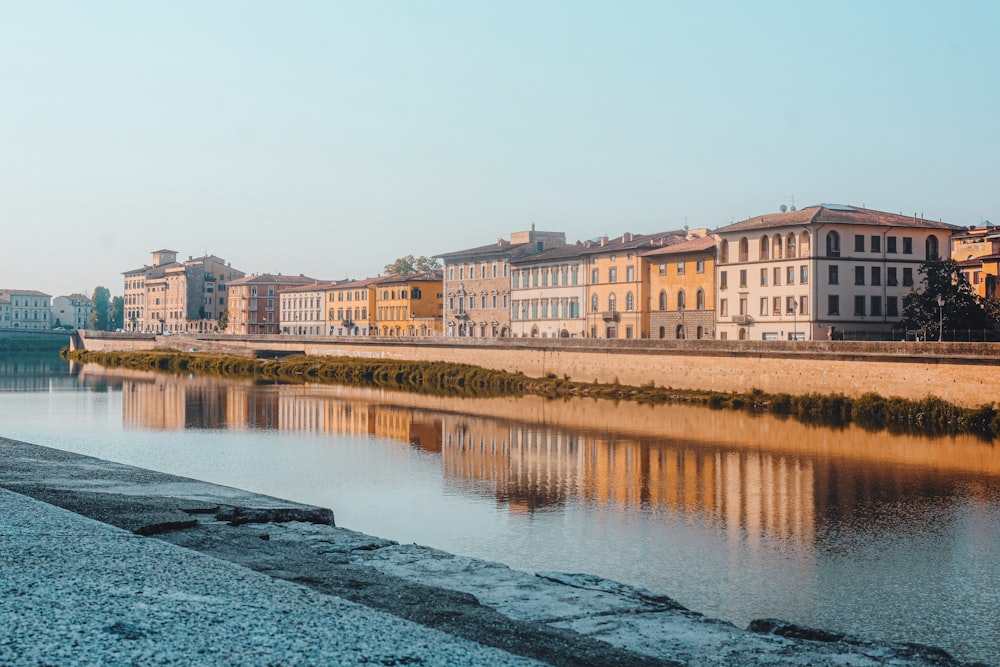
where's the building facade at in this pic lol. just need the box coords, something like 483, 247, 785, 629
714, 204, 960, 341
374, 270, 443, 337
123, 250, 244, 333
951, 225, 1000, 299
279, 283, 334, 336
581, 231, 687, 339
227, 274, 319, 335
509, 244, 587, 338
437, 228, 566, 338
0, 289, 51, 330
51, 294, 92, 330
325, 278, 380, 336
642, 235, 717, 340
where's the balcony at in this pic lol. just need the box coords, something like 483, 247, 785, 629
733, 315, 754, 325
601, 311, 620, 322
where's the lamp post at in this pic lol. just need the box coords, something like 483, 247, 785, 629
937, 296, 945, 343
791, 298, 798, 341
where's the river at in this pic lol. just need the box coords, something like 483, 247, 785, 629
1, 351, 997, 665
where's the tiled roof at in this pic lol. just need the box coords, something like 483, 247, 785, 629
0, 289, 52, 298
716, 205, 961, 234
280, 281, 341, 294
576, 230, 687, 255
509, 243, 588, 265
377, 270, 443, 285
331, 277, 385, 289
641, 235, 717, 258
435, 239, 518, 260
228, 273, 320, 286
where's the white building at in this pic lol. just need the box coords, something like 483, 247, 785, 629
280, 283, 335, 336
509, 244, 587, 338
713, 204, 959, 341
0, 289, 52, 330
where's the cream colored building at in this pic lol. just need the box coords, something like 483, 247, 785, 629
280, 282, 335, 336
124, 249, 244, 333
509, 244, 587, 338
714, 204, 960, 341
51, 294, 92, 330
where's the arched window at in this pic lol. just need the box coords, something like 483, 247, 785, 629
826, 231, 841, 257
739, 237, 749, 262
608, 293, 617, 312
676, 324, 685, 339
625, 291, 634, 311
720, 240, 729, 264
926, 235, 940, 260
696, 288, 705, 310
659, 326, 665, 339
696, 325, 704, 339
759, 236, 770, 260
677, 289, 686, 309
786, 233, 796, 258
658, 290, 667, 310
799, 231, 811, 256
591, 294, 599, 312
772, 234, 783, 259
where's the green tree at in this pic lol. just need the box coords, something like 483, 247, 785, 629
383, 255, 441, 276
902, 259, 991, 340
109, 296, 124, 331
217, 312, 228, 332
90, 287, 111, 330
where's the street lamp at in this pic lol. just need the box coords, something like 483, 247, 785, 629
937, 296, 945, 343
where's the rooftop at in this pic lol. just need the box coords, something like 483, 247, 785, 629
717, 204, 962, 234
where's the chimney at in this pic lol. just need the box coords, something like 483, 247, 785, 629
600, 236, 608, 246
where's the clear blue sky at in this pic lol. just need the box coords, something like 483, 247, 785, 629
2, 1, 997, 298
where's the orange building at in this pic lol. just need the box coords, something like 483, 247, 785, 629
326, 277, 381, 336
642, 235, 716, 339
227, 273, 319, 335
375, 270, 444, 337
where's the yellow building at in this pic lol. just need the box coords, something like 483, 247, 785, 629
642, 235, 717, 339
952, 225, 1000, 299
375, 270, 443, 337
581, 231, 686, 339
325, 278, 380, 336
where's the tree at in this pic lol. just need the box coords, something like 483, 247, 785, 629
902, 259, 991, 340
90, 287, 111, 331
109, 297, 124, 331
383, 255, 441, 276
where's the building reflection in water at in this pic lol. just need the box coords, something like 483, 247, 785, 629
83, 363, 1000, 548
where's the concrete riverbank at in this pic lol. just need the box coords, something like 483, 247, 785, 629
0, 437, 985, 666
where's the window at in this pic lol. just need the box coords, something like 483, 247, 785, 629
541, 271, 548, 287
659, 326, 665, 339
871, 266, 881, 286
571, 268, 578, 284
739, 269, 748, 288
828, 295, 840, 315
608, 294, 617, 312
696, 259, 705, 273
854, 266, 865, 285
677, 290, 686, 310
786, 233, 797, 259
800, 265, 808, 284
504, 263, 509, 277
926, 235, 939, 260
886, 297, 899, 317
760, 297, 768, 316
854, 234, 865, 252
760, 268, 768, 286
626, 292, 634, 311
739, 237, 749, 262
627, 266, 635, 281
532, 270, 539, 287
720, 240, 729, 264
492, 263, 498, 278
773, 267, 781, 286
719, 299, 728, 317
887, 267, 898, 286
903, 267, 914, 286
591, 269, 599, 284
659, 290, 667, 310
800, 296, 808, 315
854, 295, 866, 316
491, 293, 498, 308
481, 264, 487, 278
786, 266, 795, 285
696, 289, 705, 309
826, 231, 841, 257
609, 267, 617, 283
675, 262, 684, 276
903, 237, 913, 254
720, 271, 728, 290
512, 272, 520, 289
871, 235, 881, 253
870, 296, 882, 316
772, 235, 783, 259
591, 294, 599, 312
772, 296, 781, 315
760, 236, 770, 260
659, 263, 666, 276
786, 296, 797, 314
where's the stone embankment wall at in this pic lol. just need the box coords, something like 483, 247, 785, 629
77, 331, 1000, 407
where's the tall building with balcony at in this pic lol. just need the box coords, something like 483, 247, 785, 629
123, 249, 244, 333
436, 227, 566, 338
581, 231, 687, 339
713, 204, 960, 341
227, 274, 319, 335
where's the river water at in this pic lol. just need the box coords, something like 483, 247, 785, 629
1, 352, 998, 664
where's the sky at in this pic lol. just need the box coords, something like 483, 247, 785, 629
2, 1, 998, 298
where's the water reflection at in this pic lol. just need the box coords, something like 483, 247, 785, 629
81, 362, 1000, 552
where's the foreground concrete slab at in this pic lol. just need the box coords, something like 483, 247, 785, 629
0, 437, 984, 666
